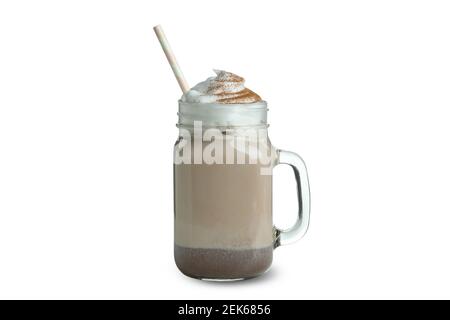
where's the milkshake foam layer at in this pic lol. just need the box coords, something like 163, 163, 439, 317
181, 70, 262, 104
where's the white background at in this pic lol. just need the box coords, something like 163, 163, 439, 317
1, 0, 450, 300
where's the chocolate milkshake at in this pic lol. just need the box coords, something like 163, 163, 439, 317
154, 24, 311, 282
174, 71, 276, 279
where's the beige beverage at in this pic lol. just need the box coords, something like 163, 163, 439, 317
153, 26, 311, 281
171, 70, 310, 281
174, 135, 275, 279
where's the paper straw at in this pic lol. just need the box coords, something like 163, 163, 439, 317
153, 25, 190, 94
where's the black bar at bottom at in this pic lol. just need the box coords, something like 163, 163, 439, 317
0, 300, 444, 318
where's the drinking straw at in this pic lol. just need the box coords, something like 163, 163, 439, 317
153, 25, 190, 94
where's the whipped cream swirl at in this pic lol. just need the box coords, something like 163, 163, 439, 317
181, 70, 262, 104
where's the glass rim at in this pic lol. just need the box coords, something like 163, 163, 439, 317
178, 100, 268, 110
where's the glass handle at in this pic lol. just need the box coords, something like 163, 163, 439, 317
274, 150, 311, 248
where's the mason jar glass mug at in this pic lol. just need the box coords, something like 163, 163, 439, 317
173, 101, 310, 281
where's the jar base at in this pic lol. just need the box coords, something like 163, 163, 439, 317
180, 270, 265, 282
175, 245, 273, 280
193, 276, 247, 282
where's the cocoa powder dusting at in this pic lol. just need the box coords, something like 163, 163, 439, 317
181, 70, 262, 104
208, 70, 262, 104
